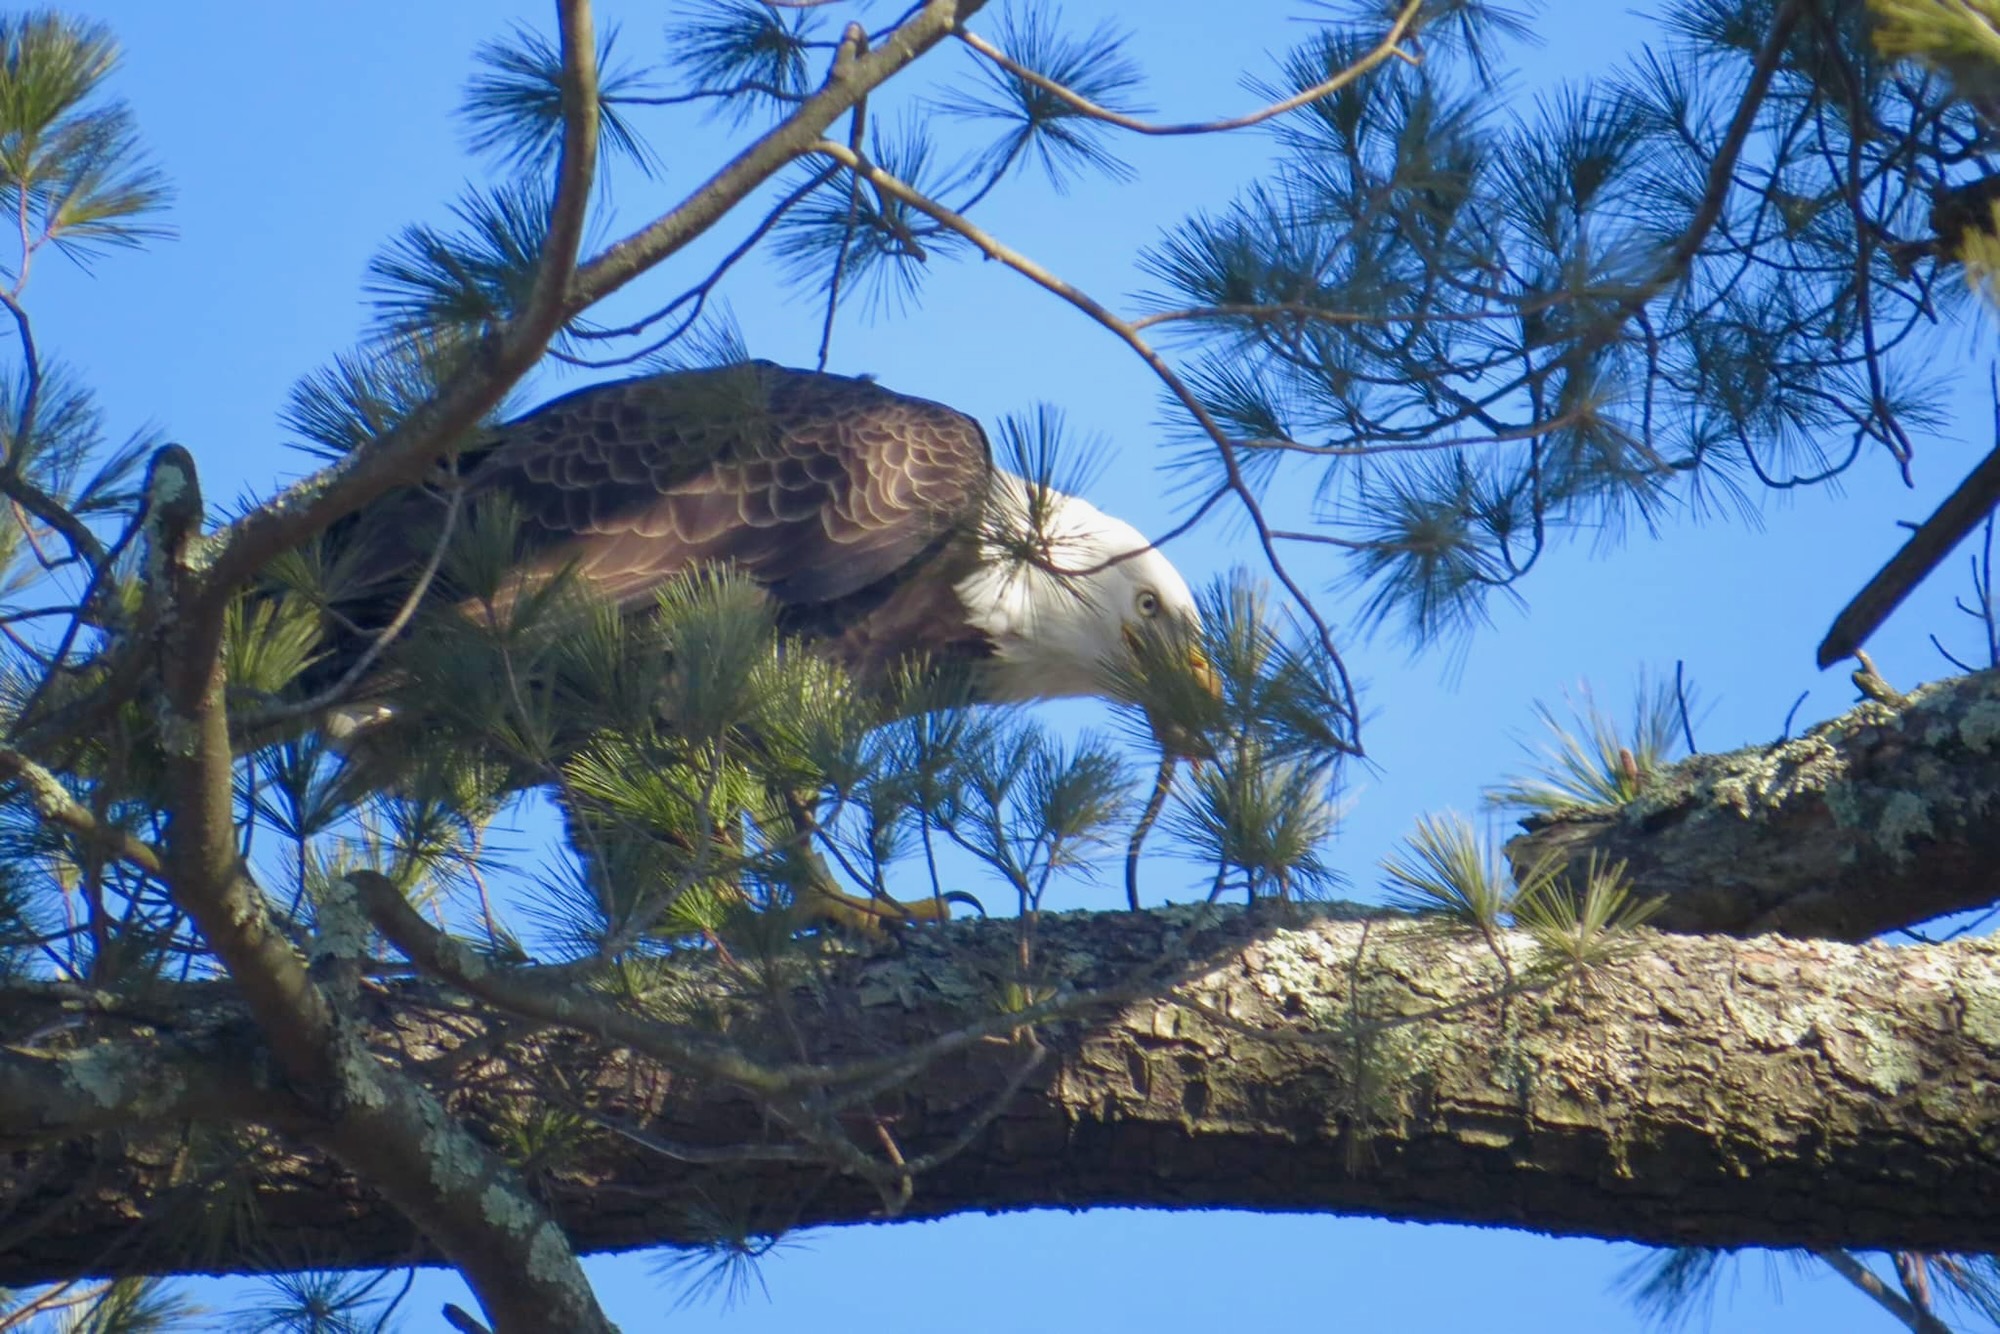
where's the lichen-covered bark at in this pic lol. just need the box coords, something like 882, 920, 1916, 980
1507, 668, 2000, 939
3, 904, 1997, 1285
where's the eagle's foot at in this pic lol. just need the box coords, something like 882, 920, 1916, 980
794, 881, 977, 938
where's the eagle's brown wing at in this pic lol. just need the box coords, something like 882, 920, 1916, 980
466, 361, 992, 608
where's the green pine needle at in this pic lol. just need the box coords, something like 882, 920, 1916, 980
665, 0, 823, 125
51, 1276, 199, 1333
1487, 673, 1694, 812
1511, 854, 1661, 970
1168, 736, 1344, 899
773, 117, 969, 313
223, 592, 325, 698
461, 21, 660, 177
0, 14, 171, 269
935, 3, 1146, 192
281, 333, 492, 462
1615, 1246, 1735, 1333
365, 179, 565, 340
1379, 811, 1510, 927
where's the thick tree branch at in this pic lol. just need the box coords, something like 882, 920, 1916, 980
348, 869, 1110, 1097
1504, 666, 2000, 940
0, 1035, 303, 1147
144, 445, 336, 1078
4, 905, 1999, 1283
148, 282, 617, 1334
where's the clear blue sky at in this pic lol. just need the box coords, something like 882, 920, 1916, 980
37, 0, 1987, 1328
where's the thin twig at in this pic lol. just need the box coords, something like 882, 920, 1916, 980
953, 0, 1422, 138
1812, 1250, 1951, 1334
1673, 659, 1698, 756
817, 29, 870, 372
1124, 755, 1175, 912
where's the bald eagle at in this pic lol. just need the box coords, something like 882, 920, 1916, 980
305, 360, 1214, 744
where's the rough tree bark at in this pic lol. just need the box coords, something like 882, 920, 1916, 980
1507, 667, 2000, 940
3, 901, 1997, 1285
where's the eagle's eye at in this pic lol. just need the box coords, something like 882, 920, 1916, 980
1135, 589, 1162, 618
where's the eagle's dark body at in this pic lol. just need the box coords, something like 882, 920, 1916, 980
312, 361, 1007, 697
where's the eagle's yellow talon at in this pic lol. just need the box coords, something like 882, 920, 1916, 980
794, 883, 975, 937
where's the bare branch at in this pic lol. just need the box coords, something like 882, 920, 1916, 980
347, 868, 1103, 1097
564, 164, 836, 353
0, 1038, 305, 1147
816, 27, 871, 372
1124, 755, 1174, 911
1813, 1250, 1952, 1334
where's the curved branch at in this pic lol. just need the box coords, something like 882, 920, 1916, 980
0, 745, 163, 877
953, 0, 1421, 138
562, 0, 988, 315
142, 9, 618, 1329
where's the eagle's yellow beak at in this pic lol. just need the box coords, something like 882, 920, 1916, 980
1121, 624, 1223, 758
1187, 643, 1221, 700
1121, 624, 1222, 696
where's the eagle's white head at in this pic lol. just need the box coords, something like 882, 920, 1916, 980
955, 474, 1215, 726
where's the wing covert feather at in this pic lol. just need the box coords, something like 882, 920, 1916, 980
467, 362, 991, 607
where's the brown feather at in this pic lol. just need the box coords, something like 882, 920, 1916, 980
473, 361, 988, 606
308, 362, 998, 696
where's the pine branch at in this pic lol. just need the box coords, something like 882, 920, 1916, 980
133, 10, 620, 1328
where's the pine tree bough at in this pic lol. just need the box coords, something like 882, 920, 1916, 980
3, 905, 1997, 1284
1506, 669, 2000, 939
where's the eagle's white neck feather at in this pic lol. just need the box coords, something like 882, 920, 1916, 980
954, 472, 1198, 702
